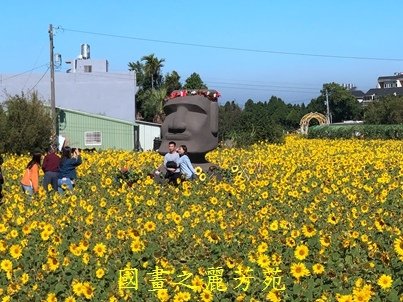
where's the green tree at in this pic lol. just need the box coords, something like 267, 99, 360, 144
129, 54, 166, 121
306, 97, 326, 115
163, 71, 182, 95
0, 106, 7, 152
141, 88, 167, 123
364, 95, 403, 124
141, 54, 165, 90
266, 96, 289, 126
238, 105, 283, 145
128, 60, 145, 89
0, 92, 53, 154
228, 99, 284, 146
285, 106, 304, 130
308, 83, 362, 123
183, 73, 207, 90
218, 101, 242, 142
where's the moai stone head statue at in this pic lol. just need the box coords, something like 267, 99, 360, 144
159, 90, 219, 163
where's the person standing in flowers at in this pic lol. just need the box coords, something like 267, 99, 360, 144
42, 145, 60, 192
20, 149, 42, 195
177, 145, 196, 180
58, 147, 82, 193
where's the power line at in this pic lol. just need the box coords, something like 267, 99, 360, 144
23, 43, 47, 90
1, 64, 49, 81
210, 84, 318, 94
60, 26, 403, 62
205, 80, 319, 91
28, 66, 50, 93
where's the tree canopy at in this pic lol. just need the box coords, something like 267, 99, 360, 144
0, 93, 53, 154
364, 95, 403, 124
310, 83, 362, 123
183, 73, 207, 90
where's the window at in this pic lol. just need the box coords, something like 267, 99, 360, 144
85, 131, 102, 146
384, 82, 397, 88
84, 65, 92, 72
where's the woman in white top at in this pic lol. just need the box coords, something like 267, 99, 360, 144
177, 145, 196, 180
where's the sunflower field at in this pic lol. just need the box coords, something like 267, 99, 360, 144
0, 136, 402, 302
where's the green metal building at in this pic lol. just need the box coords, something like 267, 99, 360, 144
57, 107, 139, 150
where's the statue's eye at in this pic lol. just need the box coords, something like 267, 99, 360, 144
186, 104, 206, 114
164, 105, 177, 115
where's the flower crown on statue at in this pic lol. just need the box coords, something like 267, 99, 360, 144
166, 89, 221, 102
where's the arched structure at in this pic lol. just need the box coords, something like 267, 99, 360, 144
300, 112, 328, 134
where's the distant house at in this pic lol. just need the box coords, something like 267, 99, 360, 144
377, 73, 403, 89
341, 83, 364, 103
350, 89, 365, 103
363, 72, 403, 103
57, 107, 138, 151
135, 120, 162, 151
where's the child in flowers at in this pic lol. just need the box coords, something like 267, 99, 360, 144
20, 149, 42, 195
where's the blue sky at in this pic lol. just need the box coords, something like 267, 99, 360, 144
2, 0, 403, 106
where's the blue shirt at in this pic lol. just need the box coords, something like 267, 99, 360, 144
58, 156, 82, 179
178, 155, 196, 179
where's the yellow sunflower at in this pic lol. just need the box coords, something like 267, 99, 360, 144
194, 166, 203, 175
393, 237, 403, 257
377, 274, 393, 290
290, 262, 310, 280
82, 282, 95, 299
96, 268, 105, 279
9, 244, 23, 260
20, 273, 29, 284
46, 293, 57, 302
231, 165, 239, 173
130, 240, 145, 253
294, 244, 309, 261
144, 221, 156, 232
93, 243, 107, 257
200, 290, 213, 302
199, 173, 207, 181
47, 257, 59, 271
0, 259, 13, 272
312, 263, 325, 275
157, 289, 170, 302
302, 224, 317, 237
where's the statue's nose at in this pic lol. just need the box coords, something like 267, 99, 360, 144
168, 107, 187, 132
169, 117, 186, 132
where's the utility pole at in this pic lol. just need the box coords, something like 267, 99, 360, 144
325, 89, 331, 124
48, 24, 56, 136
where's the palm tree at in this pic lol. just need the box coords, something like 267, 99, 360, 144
142, 87, 167, 123
128, 60, 145, 90
141, 54, 165, 90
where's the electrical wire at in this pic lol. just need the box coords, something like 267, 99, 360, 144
28, 66, 50, 93
205, 80, 319, 91
1, 64, 49, 81
210, 84, 318, 94
23, 43, 47, 90
60, 27, 403, 62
